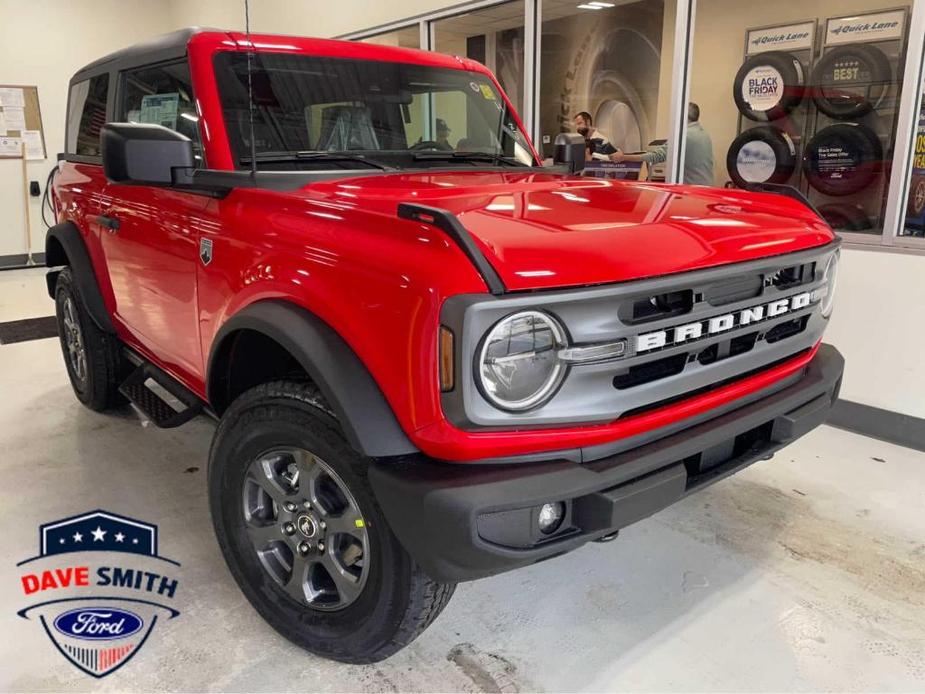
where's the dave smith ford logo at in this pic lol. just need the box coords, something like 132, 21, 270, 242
15, 510, 180, 678
636, 291, 816, 352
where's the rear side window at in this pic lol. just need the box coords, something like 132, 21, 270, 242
67, 74, 109, 158
119, 61, 204, 166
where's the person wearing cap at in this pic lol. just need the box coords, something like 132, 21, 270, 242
436, 118, 453, 151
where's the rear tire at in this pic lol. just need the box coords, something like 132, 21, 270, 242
208, 380, 455, 663
54, 267, 125, 411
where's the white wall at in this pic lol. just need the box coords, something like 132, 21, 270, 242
1, 0, 923, 420
0, 0, 178, 258
825, 249, 925, 418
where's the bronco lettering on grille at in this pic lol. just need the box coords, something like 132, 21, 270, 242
635, 291, 815, 353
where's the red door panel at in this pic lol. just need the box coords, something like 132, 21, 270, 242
98, 186, 210, 383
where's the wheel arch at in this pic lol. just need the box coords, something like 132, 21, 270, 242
207, 300, 417, 458
44, 221, 115, 334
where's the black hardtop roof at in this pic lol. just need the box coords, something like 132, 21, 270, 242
70, 27, 222, 84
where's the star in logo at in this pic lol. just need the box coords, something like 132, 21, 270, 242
114, 532, 125, 543
72, 532, 83, 543
91, 526, 107, 542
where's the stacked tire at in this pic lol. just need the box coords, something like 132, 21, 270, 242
727, 52, 805, 187
810, 44, 892, 119
802, 122, 883, 196
802, 43, 890, 202
726, 127, 796, 188
733, 52, 806, 122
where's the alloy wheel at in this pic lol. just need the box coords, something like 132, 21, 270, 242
242, 447, 370, 611
61, 296, 87, 384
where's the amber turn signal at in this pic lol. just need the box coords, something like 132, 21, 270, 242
439, 326, 455, 392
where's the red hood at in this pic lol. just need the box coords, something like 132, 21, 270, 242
298, 171, 834, 291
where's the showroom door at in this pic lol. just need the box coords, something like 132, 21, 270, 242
97, 60, 210, 383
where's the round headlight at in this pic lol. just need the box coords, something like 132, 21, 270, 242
477, 310, 566, 411
821, 252, 839, 318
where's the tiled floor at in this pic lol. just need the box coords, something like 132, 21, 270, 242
1, 267, 924, 692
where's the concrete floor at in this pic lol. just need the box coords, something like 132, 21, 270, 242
1, 267, 924, 692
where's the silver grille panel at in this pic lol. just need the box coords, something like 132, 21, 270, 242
440, 243, 837, 429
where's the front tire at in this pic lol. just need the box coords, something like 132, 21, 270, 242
208, 381, 455, 663
54, 267, 125, 411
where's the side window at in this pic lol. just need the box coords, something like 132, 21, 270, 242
67, 74, 109, 158
119, 61, 204, 167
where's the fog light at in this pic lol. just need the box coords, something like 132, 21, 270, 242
537, 502, 565, 535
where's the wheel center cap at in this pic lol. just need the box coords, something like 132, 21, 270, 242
296, 514, 317, 538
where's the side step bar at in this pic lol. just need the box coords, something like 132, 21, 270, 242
118, 359, 204, 428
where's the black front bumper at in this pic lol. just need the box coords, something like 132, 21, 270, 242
370, 344, 844, 583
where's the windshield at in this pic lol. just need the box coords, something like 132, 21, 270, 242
213, 51, 535, 170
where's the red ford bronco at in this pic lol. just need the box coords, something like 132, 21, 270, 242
47, 28, 843, 662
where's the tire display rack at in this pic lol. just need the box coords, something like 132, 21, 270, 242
727, 20, 818, 191
803, 8, 910, 234
725, 10, 912, 236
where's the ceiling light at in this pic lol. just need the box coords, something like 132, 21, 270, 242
588, 1, 615, 6
576, 3, 604, 8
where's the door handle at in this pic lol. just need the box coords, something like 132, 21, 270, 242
97, 215, 120, 233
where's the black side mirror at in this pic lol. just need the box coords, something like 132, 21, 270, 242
101, 123, 194, 186
553, 133, 586, 173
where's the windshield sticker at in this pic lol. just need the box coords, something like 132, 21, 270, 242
138, 93, 180, 130
479, 84, 496, 100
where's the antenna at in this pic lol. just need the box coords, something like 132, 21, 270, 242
245, 0, 257, 178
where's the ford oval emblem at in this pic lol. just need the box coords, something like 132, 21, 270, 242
53, 607, 143, 641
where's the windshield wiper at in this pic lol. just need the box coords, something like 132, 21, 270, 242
411, 151, 528, 167
239, 151, 394, 170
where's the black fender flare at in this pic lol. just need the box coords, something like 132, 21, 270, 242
207, 300, 418, 458
45, 221, 116, 334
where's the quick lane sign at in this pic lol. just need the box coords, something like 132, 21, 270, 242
825, 10, 906, 46
746, 21, 815, 55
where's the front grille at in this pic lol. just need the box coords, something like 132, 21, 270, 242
620, 290, 694, 325
705, 274, 763, 306
613, 353, 687, 390
766, 315, 809, 343
618, 348, 810, 420
704, 262, 815, 306
448, 243, 834, 430
697, 331, 759, 365
770, 262, 815, 290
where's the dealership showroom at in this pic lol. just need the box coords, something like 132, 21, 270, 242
2, 0, 925, 691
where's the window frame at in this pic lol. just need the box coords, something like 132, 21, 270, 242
211, 50, 533, 166
64, 71, 113, 164
114, 57, 205, 167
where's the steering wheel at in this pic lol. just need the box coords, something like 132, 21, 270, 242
409, 140, 446, 151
